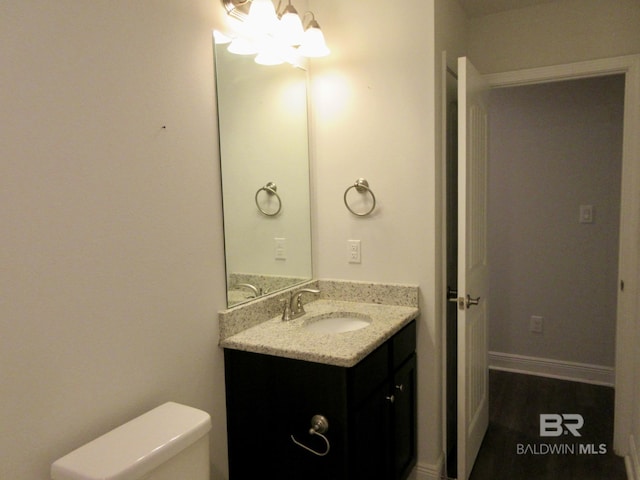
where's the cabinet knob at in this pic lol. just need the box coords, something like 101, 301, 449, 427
386, 394, 395, 404
395, 384, 404, 393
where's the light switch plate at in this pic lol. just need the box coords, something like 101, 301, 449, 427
579, 205, 594, 224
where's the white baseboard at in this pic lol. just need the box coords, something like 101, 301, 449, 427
627, 434, 639, 480
489, 351, 615, 386
410, 453, 444, 480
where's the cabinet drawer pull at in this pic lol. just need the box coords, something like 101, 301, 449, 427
395, 384, 404, 392
386, 394, 395, 404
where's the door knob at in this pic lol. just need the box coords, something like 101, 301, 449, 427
465, 294, 480, 308
450, 291, 481, 310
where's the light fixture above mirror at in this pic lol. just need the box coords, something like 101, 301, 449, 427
218, 0, 330, 67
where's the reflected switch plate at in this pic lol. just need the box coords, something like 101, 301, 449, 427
275, 237, 287, 260
348, 239, 361, 264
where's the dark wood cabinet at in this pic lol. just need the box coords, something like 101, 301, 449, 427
224, 320, 416, 480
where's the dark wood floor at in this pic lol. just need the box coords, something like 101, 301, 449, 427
469, 370, 627, 480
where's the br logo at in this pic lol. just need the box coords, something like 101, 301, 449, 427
539, 414, 584, 437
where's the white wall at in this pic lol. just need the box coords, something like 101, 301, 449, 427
468, 0, 640, 74
1, 2, 229, 479
488, 75, 624, 368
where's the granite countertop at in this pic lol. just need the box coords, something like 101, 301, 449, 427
219, 299, 419, 367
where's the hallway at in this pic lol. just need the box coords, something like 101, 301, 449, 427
469, 370, 627, 480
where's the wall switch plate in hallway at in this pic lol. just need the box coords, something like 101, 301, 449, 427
530, 315, 544, 333
348, 240, 361, 264
579, 204, 594, 224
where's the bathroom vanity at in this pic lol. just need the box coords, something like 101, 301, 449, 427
220, 286, 419, 480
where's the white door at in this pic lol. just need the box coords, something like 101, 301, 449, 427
456, 56, 489, 480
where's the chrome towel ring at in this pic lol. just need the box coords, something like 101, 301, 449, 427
291, 414, 331, 457
255, 181, 282, 216
344, 178, 376, 216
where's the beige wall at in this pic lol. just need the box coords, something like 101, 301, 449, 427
1, 2, 229, 478
307, 0, 468, 475
1, 1, 454, 477
3, 1, 639, 479
468, 0, 640, 74
308, 0, 445, 473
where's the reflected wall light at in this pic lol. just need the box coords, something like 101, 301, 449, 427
247, 0, 279, 33
278, 1, 304, 46
297, 12, 330, 58
213, 30, 232, 44
218, 0, 330, 66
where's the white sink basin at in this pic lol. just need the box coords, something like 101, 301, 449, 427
303, 313, 372, 333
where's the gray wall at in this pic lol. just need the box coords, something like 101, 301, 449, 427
488, 75, 624, 367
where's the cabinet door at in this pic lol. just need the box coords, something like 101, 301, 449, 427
278, 358, 349, 479
392, 353, 417, 480
225, 349, 350, 479
351, 381, 392, 479
224, 350, 283, 478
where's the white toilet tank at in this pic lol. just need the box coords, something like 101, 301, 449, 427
51, 402, 211, 480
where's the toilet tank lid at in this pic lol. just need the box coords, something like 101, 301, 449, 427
51, 402, 211, 480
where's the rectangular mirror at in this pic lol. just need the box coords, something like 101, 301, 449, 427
214, 42, 313, 307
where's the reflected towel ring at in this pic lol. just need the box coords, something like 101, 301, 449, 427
255, 182, 282, 216
344, 178, 376, 216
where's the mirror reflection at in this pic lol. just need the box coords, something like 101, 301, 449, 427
214, 43, 312, 307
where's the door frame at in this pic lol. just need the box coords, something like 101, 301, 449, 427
440, 53, 640, 478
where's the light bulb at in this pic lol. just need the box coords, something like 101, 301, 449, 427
298, 20, 330, 58
255, 51, 284, 65
278, 4, 304, 46
227, 37, 258, 55
247, 0, 278, 34
213, 30, 232, 45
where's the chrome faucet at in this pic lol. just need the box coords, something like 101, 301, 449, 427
281, 288, 320, 321
235, 283, 262, 298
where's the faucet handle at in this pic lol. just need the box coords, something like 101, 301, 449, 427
280, 296, 292, 321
